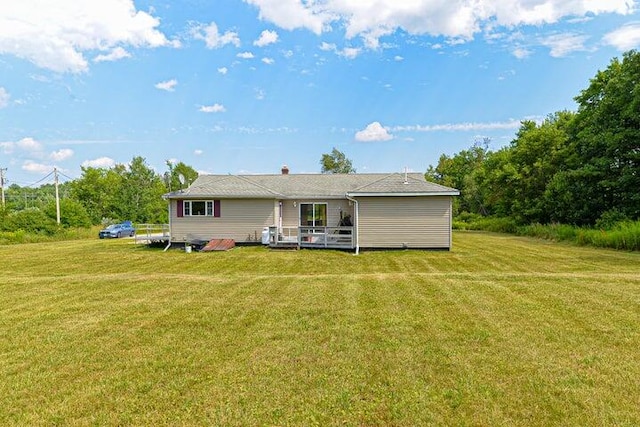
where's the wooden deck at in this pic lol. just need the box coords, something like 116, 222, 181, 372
268, 226, 355, 250
133, 224, 354, 251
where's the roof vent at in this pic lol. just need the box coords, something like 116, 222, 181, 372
281, 165, 290, 175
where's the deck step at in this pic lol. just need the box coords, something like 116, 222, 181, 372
201, 239, 235, 252
269, 241, 298, 249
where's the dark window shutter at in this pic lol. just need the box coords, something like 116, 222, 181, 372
177, 200, 183, 217
214, 200, 221, 218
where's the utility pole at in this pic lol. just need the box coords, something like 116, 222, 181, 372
54, 167, 60, 224
0, 168, 6, 208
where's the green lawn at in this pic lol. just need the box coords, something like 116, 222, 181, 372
1, 232, 639, 426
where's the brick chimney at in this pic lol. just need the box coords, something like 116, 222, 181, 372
281, 165, 290, 175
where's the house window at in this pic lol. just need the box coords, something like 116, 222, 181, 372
300, 203, 327, 227
183, 200, 215, 216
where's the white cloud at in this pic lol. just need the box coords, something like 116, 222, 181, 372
0, 0, 177, 73
392, 120, 522, 132
540, 33, 589, 57
155, 79, 178, 92
82, 157, 116, 168
603, 22, 640, 51
199, 104, 226, 113
245, 0, 633, 49
191, 22, 240, 49
194, 149, 204, 155
498, 69, 516, 81
355, 122, 394, 142
237, 51, 255, 59
50, 148, 74, 161
0, 142, 14, 154
512, 46, 532, 59
340, 47, 361, 59
0, 137, 44, 154
218, 67, 228, 75
93, 47, 131, 63
22, 160, 52, 174
254, 29, 279, 47
319, 42, 360, 59
17, 137, 43, 152
244, 0, 329, 35
29, 74, 51, 83
394, 55, 404, 61
320, 42, 336, 51
0, 87, 10, 108
255, 88, 265, 100
262, 57, 275, 65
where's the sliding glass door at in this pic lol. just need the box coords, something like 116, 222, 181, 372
300, 203, 327, 228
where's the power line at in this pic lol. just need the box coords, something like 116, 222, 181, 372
24, 170, 55, 188
0, 167, 6, 207
3, 168, 77, 189
57, 171, 77, 181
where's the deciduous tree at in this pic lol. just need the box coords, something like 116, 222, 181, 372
320, 148, 356, 174
567, 50, 640, 223
117, 156, 167, 223
164, 160, 199, 192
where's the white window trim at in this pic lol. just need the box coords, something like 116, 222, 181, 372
183, 200, 215, 217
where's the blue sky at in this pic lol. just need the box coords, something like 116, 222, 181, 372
1, 0, 639, 186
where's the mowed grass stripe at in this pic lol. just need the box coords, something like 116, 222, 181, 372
4, 272, 640, 283
1, 231, 639, 279
1, 232, 639, 425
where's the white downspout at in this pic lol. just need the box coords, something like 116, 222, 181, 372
163, 198, 172, 252
449, 197, 453, 250
346, 195, 359, 255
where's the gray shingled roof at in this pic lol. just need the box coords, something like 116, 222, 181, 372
166, 173, 459, 199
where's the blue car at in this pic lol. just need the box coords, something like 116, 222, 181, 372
99, 221, 135, 239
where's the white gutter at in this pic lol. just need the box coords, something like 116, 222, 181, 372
163, 199, 172, 252
348, 191, 460, 197
345, 195, 359, 255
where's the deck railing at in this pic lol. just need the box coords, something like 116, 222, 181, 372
134, 223, 170, 243
269, 226, 354, 249
268, 226, 298, 247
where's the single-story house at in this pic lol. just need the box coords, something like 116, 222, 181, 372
163, 168, 459, 252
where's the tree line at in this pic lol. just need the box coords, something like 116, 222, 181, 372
2, 51, 638, 236
0, 157, 198, 234
427, 50, 640, 227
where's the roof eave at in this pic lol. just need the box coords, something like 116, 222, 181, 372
347, 191, 460, 197
165, 194, 350, 200
164, 194, 278, 199
163, 191, 186, 199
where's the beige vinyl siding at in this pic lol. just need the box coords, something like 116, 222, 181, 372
357, 196, 452, 249
170, 199, 275, 242
280, 200, 298, 229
